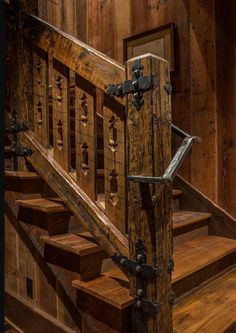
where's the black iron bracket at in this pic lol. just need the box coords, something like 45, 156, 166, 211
128, 123, 201, 184
107, 59, 157, 110
112, 238, 160, 317
6, 110, 29, 134
11, 143, 33, 157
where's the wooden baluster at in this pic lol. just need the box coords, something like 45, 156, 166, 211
103, 96, 126, 234
126, 55, 172, 332
33, 48, 49, 147
52, 60, 70, 171
75, 75, 96, 200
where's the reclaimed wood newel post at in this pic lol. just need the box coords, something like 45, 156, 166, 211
126, 54, 173, 333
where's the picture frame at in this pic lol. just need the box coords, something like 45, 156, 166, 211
123, 23, 175, 71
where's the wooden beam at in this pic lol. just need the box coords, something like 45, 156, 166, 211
22, 13, 125, 100
23, 130, 128, 257
126, 54, 173, 332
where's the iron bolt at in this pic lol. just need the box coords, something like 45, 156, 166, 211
136, 254, 143, 262
136, 300, 142, 307
120, 258, 126, 266
136, 265, 142, 272
137, 289, 143, 297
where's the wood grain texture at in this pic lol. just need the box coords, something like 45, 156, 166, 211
23, 13, 125, 97
23, 130, 128, 257
189, 0, 217, 200
75, 75, 96, 200
33, 47, 49, 146
52, 60, 70, 170
103, 96, 126, 234
126, 54, 172, 332
174, 175, 236, 240
5, 290, 77, 333
173, 268, 236, 333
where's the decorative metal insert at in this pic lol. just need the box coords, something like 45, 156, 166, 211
107, 59, 157, 110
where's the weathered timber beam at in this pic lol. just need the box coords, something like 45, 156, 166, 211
23, 130, 128, 257
22, 12, 125, 102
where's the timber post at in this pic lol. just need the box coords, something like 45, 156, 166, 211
126, 54, 173, 332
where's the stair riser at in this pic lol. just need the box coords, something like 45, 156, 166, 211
173, 251, 236, 299
5, 178, 44, 194
174, 225, 208, 247
76, 291, 131, 333
44, 243, 106, 281
172, 198, 180, 211
18, 208, 70, 236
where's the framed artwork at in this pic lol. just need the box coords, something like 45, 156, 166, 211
123, 23, 175, 71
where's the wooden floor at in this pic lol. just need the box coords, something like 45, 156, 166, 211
173, 267, 236, 332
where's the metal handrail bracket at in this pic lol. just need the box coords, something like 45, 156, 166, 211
127, 124, 201, 184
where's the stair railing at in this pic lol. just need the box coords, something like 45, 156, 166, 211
7, 9, 198, 333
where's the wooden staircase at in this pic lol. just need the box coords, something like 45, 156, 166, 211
5, 6, 236, 332
5, 170, 236, 332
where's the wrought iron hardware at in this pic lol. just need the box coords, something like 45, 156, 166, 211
167, 257, 175, 273
107, 59, 157, 110
112, 254, 159, 279
6, 122, 28, 134
6, 110, 29, 133
128, 123, 201, 184
11, 144, 33, 157
135, 296, 160, 314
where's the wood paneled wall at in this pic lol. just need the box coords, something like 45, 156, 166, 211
37, 0, 236, 216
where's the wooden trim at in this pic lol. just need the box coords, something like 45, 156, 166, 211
22, 12, 125, 101
174, 175, 236, 240
5, 291, 77, 333
23, 130, 128, 257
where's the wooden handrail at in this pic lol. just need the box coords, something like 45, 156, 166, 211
22, 12, 125, 101
23, 130, 128, 257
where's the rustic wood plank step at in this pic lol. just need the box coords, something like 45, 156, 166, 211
72, 236, 236, 323
172, 235, 236, 297
173, 267, 236, 333
5, 171, 44, 194
72, 268, 132, 332
16, 198, 71, 235
173, 210, 211, 236
41, 232, 108, 281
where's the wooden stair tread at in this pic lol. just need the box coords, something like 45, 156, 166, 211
173, 211, 211, 230
173, 267, 236, 332
173, 235, 236, 282
72, 268, 132, 310
41, 232, 103, 256
72, 236, 236, 309
16, 198, 69, 213
172, 189, 183, 197
5, 171, 41, 179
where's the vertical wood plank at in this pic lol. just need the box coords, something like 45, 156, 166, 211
33, 48, 49, 147
114, 0, 131, 63
103, 97, 126, 234
189, 0, 217, 201
61, 0, 77, 36
75, 0, 87, 42
5, 215, 19, 294
75, 75, 96, 200
127, 54, 172, 332
87, 0, 101, 50
100, 0, 115, 58
52, 60, 70, 171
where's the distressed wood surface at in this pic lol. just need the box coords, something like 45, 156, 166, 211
103, 96, 126, 234
23, 130, 128, 257
22, 13, 125, 99
33, 47, 49, 146
52, 60, 70, 170
127, 54, 172, 332
75, 75, 96, 201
